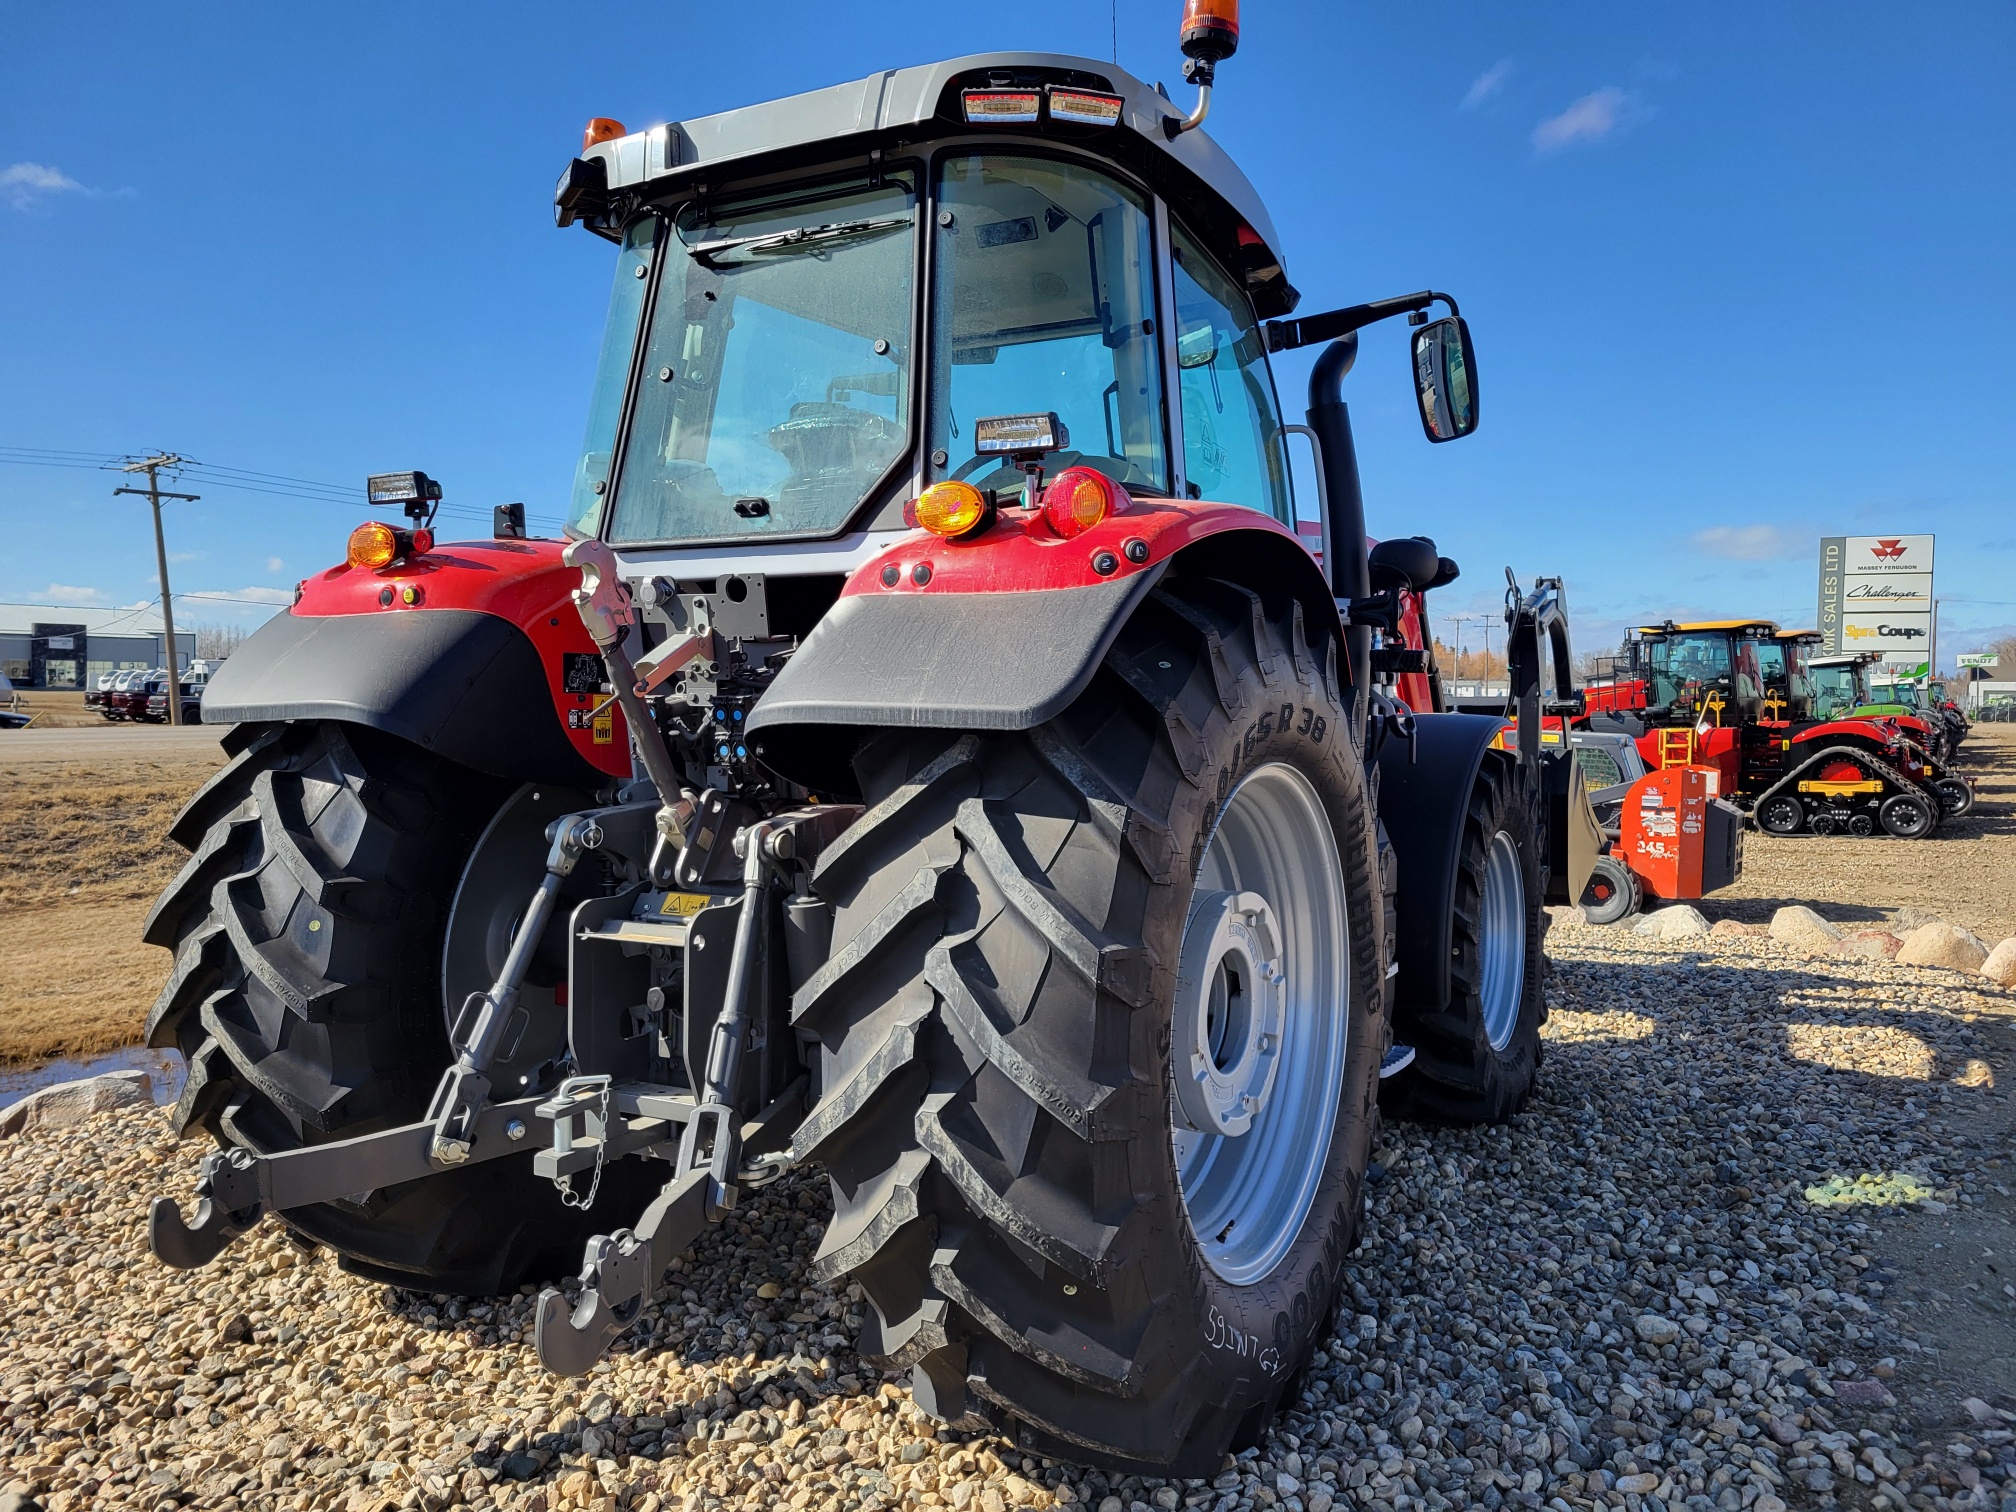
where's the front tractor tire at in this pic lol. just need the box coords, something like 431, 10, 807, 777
790, 581, 1384, 1474
1386, 751, 1547, 1124
144, 720, 655, 1294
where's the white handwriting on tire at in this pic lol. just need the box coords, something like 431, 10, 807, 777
1203, 1306, 1284, 1375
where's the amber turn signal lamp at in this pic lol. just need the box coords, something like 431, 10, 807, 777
348, 521, 400, 570
912, 481, 993, 540
582, 118, 627, 152
1041, 467, 1130, 540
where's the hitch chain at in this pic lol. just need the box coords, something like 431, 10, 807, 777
539, 1075, 614, 1210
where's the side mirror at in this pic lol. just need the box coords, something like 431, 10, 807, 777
1411, 316, 1478, 442
1177, 321, 1220, 369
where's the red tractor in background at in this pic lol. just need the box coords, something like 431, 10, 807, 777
141, 6, 1608, 1473
1579, 619, 1969, 838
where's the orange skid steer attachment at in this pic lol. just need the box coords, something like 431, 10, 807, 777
1619, 766, 1743, 902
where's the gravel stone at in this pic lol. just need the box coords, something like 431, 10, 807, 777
3, 922, 2014, 1512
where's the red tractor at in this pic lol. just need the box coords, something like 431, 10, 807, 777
1580, 619, 1966, 837
144, 8, 1592, 1473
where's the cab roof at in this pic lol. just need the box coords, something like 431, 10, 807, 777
1632, 619, 1779, 636
579, 51, 1296, 315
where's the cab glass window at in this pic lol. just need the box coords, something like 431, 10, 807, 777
1170, 226, 1292, 523
928, 155, 1167, 498
567, 218, 658, 536
607, 174, 917, 544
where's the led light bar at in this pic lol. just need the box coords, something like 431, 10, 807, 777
1047, 87, 1125, 127
974, 412, 1069, 456
962, 89, 1042, 125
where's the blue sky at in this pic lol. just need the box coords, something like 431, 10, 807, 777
3, 2, 2011, 663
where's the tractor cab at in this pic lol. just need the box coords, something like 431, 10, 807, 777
1627, 619, 1775, 727
1808, 651, 1880, 721
1758, 629, 1819, 722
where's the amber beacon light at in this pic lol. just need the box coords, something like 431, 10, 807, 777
1179, 0, 1241, 59
582, 118, 627, 152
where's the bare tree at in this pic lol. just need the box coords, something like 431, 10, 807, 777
192, 622, 246, 661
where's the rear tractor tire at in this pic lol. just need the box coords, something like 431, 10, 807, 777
1386, 751, 1547, 1124
789, 580, 1384, 1474
144, 720, 658, 1294
1580, 853, 1641, 926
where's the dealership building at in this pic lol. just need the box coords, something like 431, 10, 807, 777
0, 603, 196, 690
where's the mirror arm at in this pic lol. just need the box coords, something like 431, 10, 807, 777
1265, 290, 1460, 353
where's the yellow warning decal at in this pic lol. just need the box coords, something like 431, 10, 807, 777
659, 891, 711, 918
592, 710, 614, 745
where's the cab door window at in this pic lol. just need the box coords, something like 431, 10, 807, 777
1170, 227, 1292, 523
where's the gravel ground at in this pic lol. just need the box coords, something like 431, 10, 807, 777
1710, 726, 2016, 944
5, 928, 2014, 1512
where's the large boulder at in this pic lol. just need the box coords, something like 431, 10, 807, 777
1841, 930, 1904, 960
1710, 919, 1768, 938
0, 1069, 152, 1139
1982, 938, 2016, 989
1769, 905, 1844, 953
1896, 922, 1991, 972
1634, 905, 1710, 940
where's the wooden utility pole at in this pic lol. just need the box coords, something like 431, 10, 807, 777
114, 454, 200, 726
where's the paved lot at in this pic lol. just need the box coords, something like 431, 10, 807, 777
0, 725, 229, 768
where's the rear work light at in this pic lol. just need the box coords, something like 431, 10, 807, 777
1047, 87, 1124, 126
1042, 467, 1130, 540
911, 481, 994, 540
962, 89, 1042, 125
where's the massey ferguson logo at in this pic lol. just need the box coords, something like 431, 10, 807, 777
1869, 539, 1907, 560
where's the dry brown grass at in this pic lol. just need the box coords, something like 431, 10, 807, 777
0, 756, 220, 1064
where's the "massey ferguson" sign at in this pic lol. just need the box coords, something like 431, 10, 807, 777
1817, 534, 1935, 673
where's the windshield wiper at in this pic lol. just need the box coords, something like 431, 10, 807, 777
687, 216, 910, 265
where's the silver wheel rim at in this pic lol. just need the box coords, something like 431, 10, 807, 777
1172, 763, 1348, 1288
1479, 831, 1527, 1052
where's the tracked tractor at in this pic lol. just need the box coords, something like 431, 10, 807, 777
144, 5, 1588, 1472
1580, 620, 1967, 836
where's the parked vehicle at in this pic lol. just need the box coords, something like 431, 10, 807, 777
143, 668, 208, 724
147, 7, 1604, 1472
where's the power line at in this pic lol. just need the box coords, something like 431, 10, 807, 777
0, 450, 564, 529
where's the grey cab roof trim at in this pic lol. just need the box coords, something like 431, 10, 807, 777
583, 51, 1288, 290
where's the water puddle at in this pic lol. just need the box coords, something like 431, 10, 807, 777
0, 1045, 186, 1112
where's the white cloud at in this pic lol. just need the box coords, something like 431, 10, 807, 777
1533, 88, 1629, 152
37, 582, 109, 605
186, 586, 295, 606
168, 551, 206, 564
1690, 524, 1807, 562
1463, 60, 1515, 111
266, 556, 286, 573
2, 162, 87, 211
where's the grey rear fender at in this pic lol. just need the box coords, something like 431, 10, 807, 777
747, 526, 1343, 796
201, 609, 612, 788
